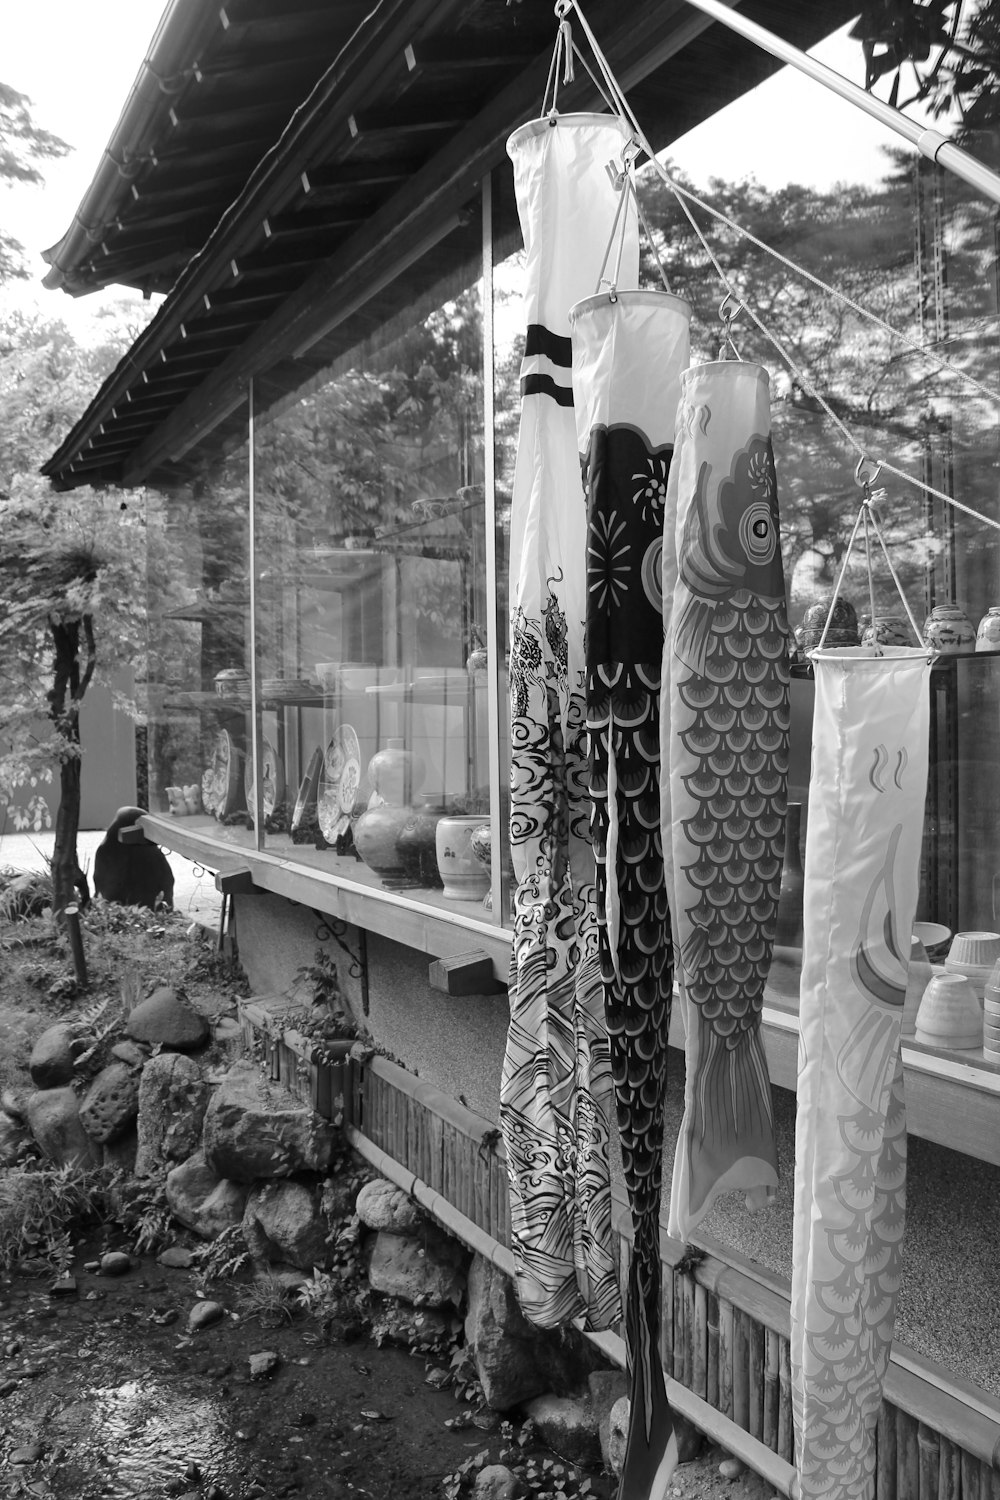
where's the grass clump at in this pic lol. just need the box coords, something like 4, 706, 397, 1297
0, 1162, 111, 1275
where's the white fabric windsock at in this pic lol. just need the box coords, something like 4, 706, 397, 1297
791, 646, 931, 1500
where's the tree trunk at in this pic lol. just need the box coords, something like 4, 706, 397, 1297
48, 615, 95, 924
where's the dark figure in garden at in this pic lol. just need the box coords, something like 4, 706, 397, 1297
93, 806, 174, 909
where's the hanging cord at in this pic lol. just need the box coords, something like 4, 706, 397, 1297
542, 7, 575, 116
558, 0, 1000, 538
594, 142, 673, 297
816, 458, 929, 655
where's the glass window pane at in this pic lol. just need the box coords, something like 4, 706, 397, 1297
249, 200, 493, 913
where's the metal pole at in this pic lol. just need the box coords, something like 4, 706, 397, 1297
676, 0, 1000, 207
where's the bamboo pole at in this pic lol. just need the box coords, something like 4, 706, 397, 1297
877, 1401, 898, 1500
692, 1281, 709, 1399
707, 1292, 720, 1409
748, 1318, 765, 1442
960, 1446, 982, 1500
670, 0, 1000, 206
719, 1299, 735, 1421
777, 1338, 793, 1465
763, 1327, 780, 1453
898, 1411, 920, 1500
733, 1307, 750, 1432
918, 1424, 940, 1500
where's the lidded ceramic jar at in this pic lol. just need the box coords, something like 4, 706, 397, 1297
799, 595, 859, 649
976, 607, 1000, 651
860, 616, 913, 648
923, 602, 975, 652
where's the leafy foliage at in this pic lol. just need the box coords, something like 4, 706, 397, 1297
0, 1162, 111, 1274
0, 83, 69, 282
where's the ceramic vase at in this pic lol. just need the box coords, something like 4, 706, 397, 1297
861, 616, 913, 648
774, 802, 805, 947
353, 802, 412, 880
799, 596, 859, 649
470, 822, 493, 909
976, 607, 1000, 651
914, 971, 983, 1049
367, 738, 425, 807
396, 797, 446, 888
435, 814, 491, 901
923, 602, 975, 653
902, 935, 934, 1037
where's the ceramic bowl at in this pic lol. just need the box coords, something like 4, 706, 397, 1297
914, 971, 983, 1049
948, 930, 1000, 967
902, 936, 934, 1037
913, 921, 951, 955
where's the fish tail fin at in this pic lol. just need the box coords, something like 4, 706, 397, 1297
617, 1231, 678, 1500
669, 1020, 778, 1239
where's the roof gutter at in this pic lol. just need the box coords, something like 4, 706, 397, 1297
40, 0, 224, 296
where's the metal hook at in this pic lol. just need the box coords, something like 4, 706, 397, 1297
854, 455, 883, 493
718, 292, 744, 361
554, 0, 572, 15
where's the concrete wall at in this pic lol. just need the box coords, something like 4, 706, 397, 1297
232, 890, 512, 1124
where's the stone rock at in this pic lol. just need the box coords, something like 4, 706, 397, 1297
126, 988, 209, 1052
25, 1089, 101, 1169
464, 1256, 597, 1412
523, 1393, 601, 1467
355, 1178, 422, 1234
719, 1456, 745, 1480
28, 1023, 78, 1089
188, 1299, 225, 1331
242, 1179, 330, 1272
608, 1396, 629, 1479
93, 807, 174, 909
367, 1228, 466, 1309
100, 1252, 132, 1277
590, 1368, 628, 1470
102, 1126, 138, 1174
50, 1276, 77, 1297
134, 1053, 210, 1176
202, 1062, 334, 1182
472, 1464, 523, 1500
158, 1246, 196, 1270
110, 1040, 149, 1070
0, 1112, 29, 1167
166, 1151, 249, 1239
79, 1063, 140, 1144
248, 1350, 280, 1380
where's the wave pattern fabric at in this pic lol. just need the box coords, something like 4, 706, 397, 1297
570, 289, 691, 1500
791, 648, 930, 1500
660, 361, 789, 1241
501, 114, 638, 1332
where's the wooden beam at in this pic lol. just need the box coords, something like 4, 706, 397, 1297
262, 207, 369, 243
428, 950, 505, 996
300, 162, 412, 197
403, 39, 541, 77
215, 868, 260, 895
347, 106, 467, 141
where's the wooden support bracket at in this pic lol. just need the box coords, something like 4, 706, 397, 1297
119, 825, 151, 845
215, 868, 260, 896
428, 950, 505, 997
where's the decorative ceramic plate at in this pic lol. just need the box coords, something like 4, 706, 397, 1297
291, 746, 324, 833
317, 725, 363, 842
203, 730, 243, 818
244, 738, 285, 821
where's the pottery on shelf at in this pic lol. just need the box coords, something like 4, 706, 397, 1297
860, 615, 914, 648
902, 935, 934, 1037
353, 802, 412, 879
469, 822, 493, 909
367, 738, 425, 807
914, 971, 983, 1049
976, 607, 1000, 651
923, 602, 976, 653
799, 596, 859, 650
396, 797, 447, 888
435, 814, 492, 901
944, 930, 1000, 1004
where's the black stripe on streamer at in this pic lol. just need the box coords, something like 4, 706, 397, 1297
521, 373, 574, 406
524, 324, 573, 366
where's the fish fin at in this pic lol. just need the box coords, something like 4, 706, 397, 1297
605, 737, 622, 983
670, 1022, 778, 1238
680, 924, 710, 978
672, 593, 716, 678
617, 1240, 677, 1500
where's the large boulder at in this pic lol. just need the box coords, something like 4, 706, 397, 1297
79, 1062, 140, 1144
134, 1053, 210, 1177
165, 1150, 249, 1239
202, 1062, 335, 1182
93, 806, 174, 909
367, 1227, 467, 1308
242, 1179, 330, 1271
523, 1393, 601, 1468
126, 987, 209, 1051
28, 1023, 78, 1089
25, 1088, 102, 1169
464, 1256, 600, 1412
355, 1178, 422, 1235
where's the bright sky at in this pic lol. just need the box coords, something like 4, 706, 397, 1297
0, 5, 948, 338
